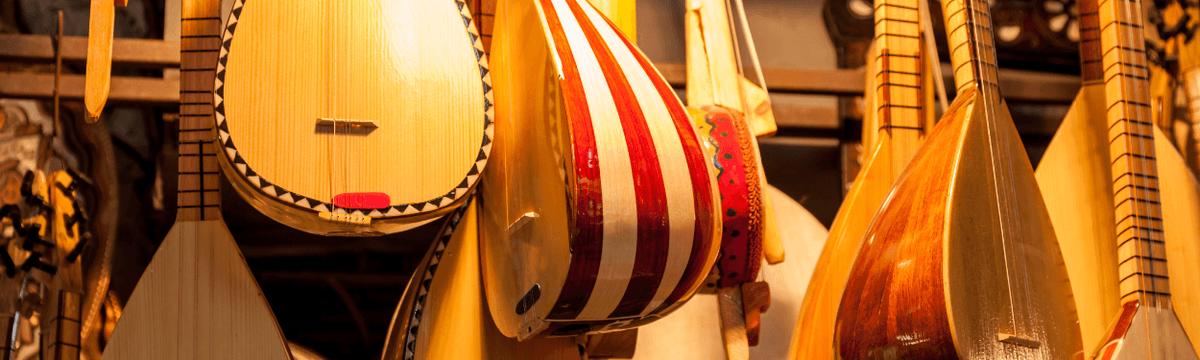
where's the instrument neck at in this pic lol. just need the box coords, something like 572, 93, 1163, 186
942, 0, 1000, 100
1078, 0, 1103, 83
177, 0, 223, 221
1099, 0, 1169, 309
685, 0, 744, 112
472, 0, 497, 54
873, 0, 927, 152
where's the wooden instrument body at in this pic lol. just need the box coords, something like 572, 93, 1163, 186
634, 186, 828, 360
790, 0, 934, 357
1037, 71, 1200, 360
103, 0, 290, 357
1096, 302, 1198, 359
102, 221, 290, 360
688, 106, 765, 287
215, 0, 492, 236
836, 89, 1082, 359
381, 200, 580, 360
480, 0, 720, 340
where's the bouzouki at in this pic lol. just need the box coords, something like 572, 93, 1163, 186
101, 0, 290, 358
1088, 0, 1200, 357
213, 0, 493, 236
381, 196, 581, 360
1035, 0, 1200, 355
479, 0, 721, 340
789, 0, 935, 357
834, 0, 1083, 357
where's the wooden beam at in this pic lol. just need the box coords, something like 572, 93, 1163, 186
654, 61, 1080, 103
0, 72, 178, 105
0, 34, 179, 68
657, 62, 865, 96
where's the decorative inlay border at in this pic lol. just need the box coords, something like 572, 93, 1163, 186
401, 195, 472, 360
213, 0, 494, 218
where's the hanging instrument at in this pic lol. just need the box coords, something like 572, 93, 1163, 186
1083, 0, 1200, 356
479, 0, 721, 340
627, 0, 778, 356
1035, 0, 1200, 354
789, 0, 936, 357
381, 196, 581, 360
101, 0, 290, 358
834, 0, 1084, 356
212, 0, 493, 236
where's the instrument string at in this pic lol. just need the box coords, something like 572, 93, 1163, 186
964, 0, 1019, 335
1118, 0, 1157, 351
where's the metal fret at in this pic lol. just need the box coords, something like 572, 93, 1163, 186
179, 0, 224, 220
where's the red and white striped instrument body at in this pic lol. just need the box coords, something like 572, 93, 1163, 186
480, 0, 721, 340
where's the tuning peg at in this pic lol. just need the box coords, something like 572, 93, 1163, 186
66, 231, 90, 263
19, 253, 56, 275
0, 247, 15, 278
20, 223, 54, 250
19, 171, 33, 198
63, 203, 88, 236
64, 168, 93, 189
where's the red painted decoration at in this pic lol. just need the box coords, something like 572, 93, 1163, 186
333, 192, 390, 209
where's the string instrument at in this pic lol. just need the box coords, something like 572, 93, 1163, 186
212, 0, 493, 236
1035, 0, 1200, 355
1084, 0, 1200, 356
834, 0, 1084, 356
632, 0, 782, 357
0, 170, 88, 359
633, 185, 829, 360
381, 196, 581, 360
101, 0, 290, 357
479, 0, 721, 340
789, 0, 936, 357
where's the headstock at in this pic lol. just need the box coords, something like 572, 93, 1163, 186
0, 169, 89, 360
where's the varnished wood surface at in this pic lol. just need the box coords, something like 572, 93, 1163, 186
1035, 84, 1118, 358
217, 0, 488, 235
480, 0, 720, 340
1155, 128, 1200, 354
634, 186, 828, 360
84, 0, 115, 120
101, 1, 290, 357
788, 0, 932, 357
684, 0, 777, 137
47, 171, 84, 360
101, 221, 290, 360
586, 0, 635, 43
380, 200, 580, 360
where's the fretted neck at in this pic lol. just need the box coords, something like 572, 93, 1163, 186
1078, 0, 1103, 83
941, 0, 1000, 97
177, 0, 223, 222
873, 0, 925, 138
1098, 0, 1169, 308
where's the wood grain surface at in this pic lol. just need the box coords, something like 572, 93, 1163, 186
788, 0, 932, 357
479, 0, 720, 340
101, 0, 290, 358
835, 0, 1082, 356
215, 0, 490, 235
84, 0, 115, 120
380, 199, 580, 360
